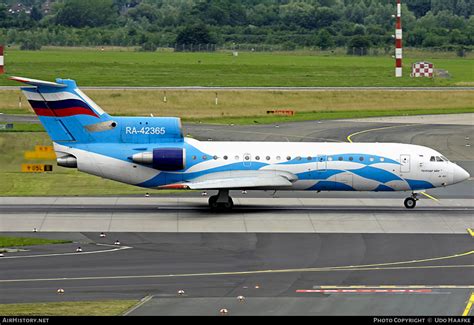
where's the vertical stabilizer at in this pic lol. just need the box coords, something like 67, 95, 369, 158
10, 76, 112, 143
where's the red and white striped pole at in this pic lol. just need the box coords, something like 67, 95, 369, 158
0, 46, 4, 74
395, 0, 402, 77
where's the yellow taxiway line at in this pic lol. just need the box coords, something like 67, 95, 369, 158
419, 191, 440, 202
468, 228, 474, 237
0, 250, 473, 284
462, 293, 474, 316
346, 124, 411, 143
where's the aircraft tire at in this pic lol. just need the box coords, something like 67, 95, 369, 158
404, 197, 416, 209
223, 197, 234, 210
209, 195, 219, 209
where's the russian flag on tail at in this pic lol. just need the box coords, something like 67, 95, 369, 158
10, 76, 112, 143
23, 89, 100, 118
9, 76, 105, 118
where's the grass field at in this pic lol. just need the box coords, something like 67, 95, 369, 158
0, 300, 138, 316
0, 236, 71, 248
0, 48, 473, 87
1, 89, 473, 121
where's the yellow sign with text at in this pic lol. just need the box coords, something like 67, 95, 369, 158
21, 164, 53, 173
24, 145, 56, 160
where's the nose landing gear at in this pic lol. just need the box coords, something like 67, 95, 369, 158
209, 189, 234, 210
404, 193, 419, 209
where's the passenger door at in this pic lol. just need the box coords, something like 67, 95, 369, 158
400, 154, 410, 173
317, 155, 327, 171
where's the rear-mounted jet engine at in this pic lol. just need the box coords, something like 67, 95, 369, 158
132, 148, 186, 171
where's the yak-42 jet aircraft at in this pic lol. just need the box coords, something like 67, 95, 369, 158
11, 76, 470, 210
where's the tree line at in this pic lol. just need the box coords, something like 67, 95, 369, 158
0, 0, 472, 53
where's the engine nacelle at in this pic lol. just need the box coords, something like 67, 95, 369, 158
132, 148, 186, 171
57, 155, 77, 168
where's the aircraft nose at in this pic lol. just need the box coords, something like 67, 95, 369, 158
452, 164, 470, 184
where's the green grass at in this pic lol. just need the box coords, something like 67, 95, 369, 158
0, 236, 71, 247
0, 48, 472, 87
2, 88, 473, 120
0, 300, 139, 316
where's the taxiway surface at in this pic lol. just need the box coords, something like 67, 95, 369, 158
0, 232, 473, 316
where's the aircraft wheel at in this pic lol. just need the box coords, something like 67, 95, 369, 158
209, 196, 234, 210
209, 195, 219, 209
404, 197, 416, 209
223, 197, 234, 210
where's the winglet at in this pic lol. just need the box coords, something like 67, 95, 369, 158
9, 76, 67, 88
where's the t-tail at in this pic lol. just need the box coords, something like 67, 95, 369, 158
11, 76, 184, 170
10, 76, 113, 143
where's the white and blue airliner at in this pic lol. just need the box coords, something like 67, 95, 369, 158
11, 76, 470, 210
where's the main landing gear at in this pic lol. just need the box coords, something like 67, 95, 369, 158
209, 189, 234, 210
404, 193, 419, 209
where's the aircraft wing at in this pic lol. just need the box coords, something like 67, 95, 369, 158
159, 170, 298, 190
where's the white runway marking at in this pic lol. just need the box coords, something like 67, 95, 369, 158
0, 243, 131, 259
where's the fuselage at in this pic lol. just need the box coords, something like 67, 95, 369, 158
54, 138, 470, 192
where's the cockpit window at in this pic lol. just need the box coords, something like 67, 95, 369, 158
431, 155, 448, 162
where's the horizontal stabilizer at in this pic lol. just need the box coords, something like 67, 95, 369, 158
9, 76, 67, 88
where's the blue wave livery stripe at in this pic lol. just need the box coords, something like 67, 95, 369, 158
406, 179, 435, 190
350, 166, 403, 183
